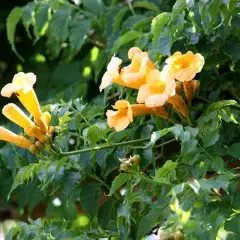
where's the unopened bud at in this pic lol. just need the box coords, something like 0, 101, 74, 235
35, 141, 44, 150
45, 133, 53, 144
29, 145, 39, 154
176, 82, 183, 94
158, 229, 172, 240
48, 126, 55, 134
130, 154, 141, 166
43, 112, 51, 126
192, 80, 200, 94
183, 81, 193, 102
120, 162, 131, 172
173, 231, 184, 240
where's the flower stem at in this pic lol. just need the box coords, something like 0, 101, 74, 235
89, 174, 120, 200
61, 137, 151, 156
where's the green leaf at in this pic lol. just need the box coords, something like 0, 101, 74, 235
146, 127, 172, 147
156, 33, 172, 56
87, 125, 103, 145
48, 7, 71, 43
201, 130, 220, 148
181, 139, 198, 154
227, 143, 240, 158
155, 160, 178, 183
137, 198, 169, 239
133, 1, 159, 12
171, 124, 184, 139
225, 38, 240, 62
151, 12, 171, 45
185, 126, 199, 138
22, 2, 35, 38
112, 30, 144, 53
6, 7, 24, 61
98, 199, 115, 228
80, 182, 101, 216
108, 173, 131, 196
113, 7, 129, 32
69, 19, 90, 53
82, 0, 104, 15
63, 171, 82, 197
8, 164, 40, 199
34, 2, 50, 38
171, 0, 187, 22
206, 100, 240, 114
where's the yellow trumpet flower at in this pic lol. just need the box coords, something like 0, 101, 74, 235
1, 72, 48, 132
137, 69, 176, 107
99, 47, 156, 92
2, 103, 45, 142
106, 100, 169, 132
0, 127, 33, 149
163, 51, 204, 82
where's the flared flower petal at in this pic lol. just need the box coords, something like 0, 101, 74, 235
137, 69, 176, 107
99, 57, 122, 91
164, 51, 204, 82
106, 100, 133, 132
1, 72, 36, 97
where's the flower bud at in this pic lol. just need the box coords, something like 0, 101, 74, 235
120, 162, 131, 172
192, 80, 200, 94
45, 133, 53, 144
176, 82, 183, 94
130, 154, 141, 166
48, 126, 55, 134
157, 229, 172, 240
173, 231, 184, 240
29, 145, 39, 154
35, 141, 44, 150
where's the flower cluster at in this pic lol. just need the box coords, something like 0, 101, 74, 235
100, 48, 204, 131
0, 72, 54, 153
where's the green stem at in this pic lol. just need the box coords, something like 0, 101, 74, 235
89, 174, 120, 200
186, 117, 192, 126
69, 105, 91, 127
127, 0, 135, 15
61, 137, 150, 156
154, 138, 176, 148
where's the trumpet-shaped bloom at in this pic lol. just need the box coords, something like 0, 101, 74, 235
167, 94, 189, 118
2, 103, 46, 142
121, 47, 156, 89
0, 127, 33, 149
99, 57, 122, 92
1, 72, 36, 97
2, 103, 33, 129
106, 100, 133, 132
99, 48, 156, 92
1, 72, 48, 132
164, 51, 204, 82
137, 69, 176, 107
106, 100, 169, 131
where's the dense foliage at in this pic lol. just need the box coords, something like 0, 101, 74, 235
1, 0, 240, 239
